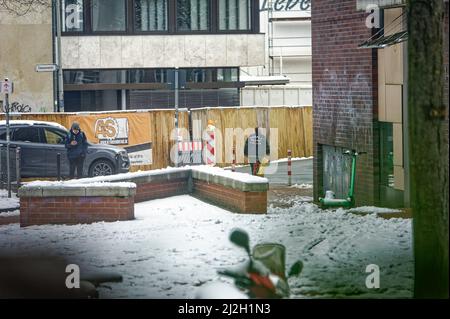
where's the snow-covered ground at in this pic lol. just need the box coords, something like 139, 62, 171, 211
0, 195, 413, 299
0, 190, 19, 211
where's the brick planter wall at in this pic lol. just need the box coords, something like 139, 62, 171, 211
18, 184, 136, 227
192, 180, 267, 214
79, 169, 191, 203
134, 178, 189, 202
18, 167, 269, 227
20, 196, 134, 227
191, 167, 269, 214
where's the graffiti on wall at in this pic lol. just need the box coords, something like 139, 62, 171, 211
0, 101, 32, 113
315, 68, 374, 195
314, 68, 373, 151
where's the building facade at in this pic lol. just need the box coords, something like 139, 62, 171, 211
60, 0, 265, 111
241, 0, 312, 106
0, 8, 54, 113
312, 0, 449, 207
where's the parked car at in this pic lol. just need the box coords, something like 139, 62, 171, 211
0, 120, 130, 178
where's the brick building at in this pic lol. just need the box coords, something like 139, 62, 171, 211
312, 0, 449, 207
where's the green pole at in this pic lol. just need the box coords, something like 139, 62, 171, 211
348, 153, 356, 199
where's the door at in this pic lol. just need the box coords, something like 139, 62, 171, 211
40, 127, 70, 177
11, 126, 47, 177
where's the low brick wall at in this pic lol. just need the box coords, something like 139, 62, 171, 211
191, 168, 269, 214
77, 169, 191, 203
18, 184, 136, 227
18, 167, 269, 227
193, 180, 267, 214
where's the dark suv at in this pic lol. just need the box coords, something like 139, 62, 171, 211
0, 120, 130, 178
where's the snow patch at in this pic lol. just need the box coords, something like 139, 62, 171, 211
347, 206, 402, 214
0, 190, 19, 210
21, 181, 137, 189
191, 165, 268, 184
0, 210, 20, 218
290, 184, 313, 189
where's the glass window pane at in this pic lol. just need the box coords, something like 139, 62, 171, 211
177, 0, 210, 31
135, 0, 168, 31
92, 0, 126, 32
12, 127, 41, 143
62, 0, 84, 32
64, 70, 123, 84
44, 129, 67, 145
217, 68, 238, 82
219, 0, 251, 31
128, 69, 168, 83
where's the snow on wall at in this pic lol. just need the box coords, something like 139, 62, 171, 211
191, 166, 268, 184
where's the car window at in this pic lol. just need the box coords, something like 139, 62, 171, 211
12, 127, 41, 143
43, 128, 67, 145
0, 128, 5, 141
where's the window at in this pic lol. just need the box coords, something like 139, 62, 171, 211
177, 0, 210, 31
380, 122, 394, 188
64, 70, 124, 84
92, 0, 126, 32
128, 69, 168, 83
62, 0, 257, 34
135, 0, 168, 31
185, 69, 214, 82
62, 0, 84, 32
44, 128, 67, 145
12, 127, 41, 143
219, 0, 251, 31
217, 68, 238, 81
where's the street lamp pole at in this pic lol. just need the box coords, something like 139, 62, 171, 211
174, 67, 179, 167
55, 0, 64, 112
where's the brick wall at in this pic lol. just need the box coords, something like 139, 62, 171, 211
134, 178, 189, 202
312, 0, 379, 205
20, 196, 134, 227
192, 180, 267, 214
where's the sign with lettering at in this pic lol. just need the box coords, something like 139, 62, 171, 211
36, 64, 58, 72
260, 0, 311, 11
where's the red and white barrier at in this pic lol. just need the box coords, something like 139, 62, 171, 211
288, 149, 292, 186
204, 124, 216, 165
177, 141, 203, 152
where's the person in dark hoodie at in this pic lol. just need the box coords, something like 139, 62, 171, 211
65, 122, 88, 179
244, 127, 270, 176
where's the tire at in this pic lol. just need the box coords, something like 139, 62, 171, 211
89, 159, 115, 177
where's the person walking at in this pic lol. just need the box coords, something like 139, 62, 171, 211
65, 122, 88, 179
244, 127, 270, 176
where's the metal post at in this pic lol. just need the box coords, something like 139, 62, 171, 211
232, 146, 236, 172
52, 0, 58, 112
174, 67, 180, 167
115, 154, 121, 174
5, 91, 11, 198
15, 147, 21, 189
288, 149, 292, 186
56, 153, 61, 181
0, 143, 3, 189
56, 0, 64, 112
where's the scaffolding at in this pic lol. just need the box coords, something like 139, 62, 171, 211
266, 0, 312, 85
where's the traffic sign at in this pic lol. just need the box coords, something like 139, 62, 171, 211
1, 79, 13, 94
36, 64, 58, 72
